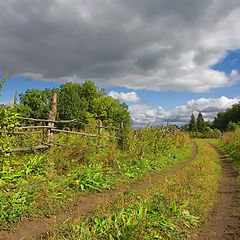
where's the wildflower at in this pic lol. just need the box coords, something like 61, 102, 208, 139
76, 180, 80, 185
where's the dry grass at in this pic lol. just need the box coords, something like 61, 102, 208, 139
45, 139, 221, 240
216, 127, 240, 181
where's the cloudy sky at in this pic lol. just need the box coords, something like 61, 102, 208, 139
1, 0, 240, 127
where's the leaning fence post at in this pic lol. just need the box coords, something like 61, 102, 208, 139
98, 120, 103, 146
47, 93, 57, 143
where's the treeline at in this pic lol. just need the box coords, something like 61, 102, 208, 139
181, 112, 221, 138
213, 102, 240, 131
1, 81, 131, 128
182, 113, 208, 132
181, 100, 240, 136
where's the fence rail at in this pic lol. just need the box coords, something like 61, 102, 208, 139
7, 145, 50, 153
17, 116, 120, 130
1, 93, 123, 153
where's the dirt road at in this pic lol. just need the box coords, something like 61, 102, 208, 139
196, 144, 240, 240
0, 143, 198, 240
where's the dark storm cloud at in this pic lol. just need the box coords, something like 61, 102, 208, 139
0, 0, 240, 91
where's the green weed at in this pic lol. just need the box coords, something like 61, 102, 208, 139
46, 140, 220, 240
0, 127, 192, 229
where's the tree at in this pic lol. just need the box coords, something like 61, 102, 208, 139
213, 102, 240, 131
19, 89, 53, 119
19, 81, 131, 128
58, 82, 90, 121
197, 112, 205, 132
92, 96, 130, 127
180, 124, 190, 131
226, 121, 237, 131
79, 81, 99, 113
189, 114, 197, 132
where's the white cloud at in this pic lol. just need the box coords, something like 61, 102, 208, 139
108, 91, 140, 103
1, 0, 240, 92
129, 96, 240, 128
0, 99, 14, 106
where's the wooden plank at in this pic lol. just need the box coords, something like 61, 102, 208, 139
22, 133, 53, 147
18, 116, 77, 123
6, 145, 49, 152
52, 129, 117, 138
22, 132, 65, 147
2, 127, 116, 138
17, 117, 120, 129
0, 131, 43, 134
14, 126, 53, 129
52, 129, 98, 137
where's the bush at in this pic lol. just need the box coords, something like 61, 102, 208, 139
226, 121, 238, 131
189, 128, 221, 139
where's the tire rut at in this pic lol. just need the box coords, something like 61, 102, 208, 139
195, 144, 240, 240
0, 142, 198, 240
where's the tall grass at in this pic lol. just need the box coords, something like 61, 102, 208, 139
0, 72, 8, 96
0, 126, 193, 229
216, 127, 240, 176
46, 140, 221, 240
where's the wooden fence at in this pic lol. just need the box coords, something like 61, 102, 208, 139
1, 93, 123, 153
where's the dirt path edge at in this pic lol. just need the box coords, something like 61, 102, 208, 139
195, 143, 240, 240
0, 143, 198, 240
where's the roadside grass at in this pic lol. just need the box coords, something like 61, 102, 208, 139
0, 128, 193, 230
44, 139, 221, 240
212, 127, 240, 179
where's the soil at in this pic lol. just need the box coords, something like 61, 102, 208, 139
195, 144, 240, 240
0, 143, 198, 240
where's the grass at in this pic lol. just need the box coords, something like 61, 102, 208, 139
44, 139, 221, 240
212, 127, 240, 180
0, 128, 193, 230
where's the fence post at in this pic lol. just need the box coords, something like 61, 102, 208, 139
98, 120, 102, 146
47, 93, 57, 143
134, 130, 137, 139
121, 121, 124, 132
119, 121, 124, 145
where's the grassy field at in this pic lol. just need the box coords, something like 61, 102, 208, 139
44, 139, 221, 240
0, 127, 193, 230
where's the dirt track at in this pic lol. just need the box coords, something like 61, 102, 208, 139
0, 143, 198, 240
196, 144, 240, 240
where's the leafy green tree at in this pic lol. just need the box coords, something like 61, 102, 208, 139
226, 121, 237, 131
20, 89, 53, 119
205, 122, 213, 129
189, 114, 197, 132
111, 102, 131, 128
204, 126, 213, 133
79, 81, 99, 112
19, 81, 131, 129
92, 96, 130, 127
197, 112, 205, 132
180, 124, 190, 132
213, 102, 240, 131
58, 82, 90, 121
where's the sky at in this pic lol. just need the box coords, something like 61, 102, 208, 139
0, 0, 240, 128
